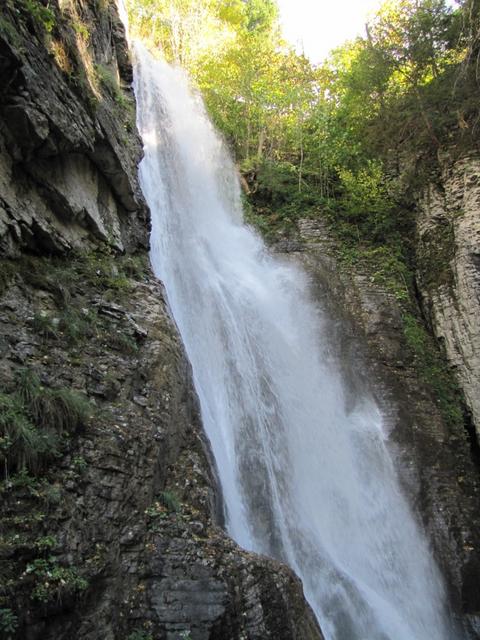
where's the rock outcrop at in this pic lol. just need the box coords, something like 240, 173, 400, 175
0, 255, 321, 640
416, 153, 480, 443
0, 0, 148, 256
0, 3, 323, 639
276, 218, 480, 636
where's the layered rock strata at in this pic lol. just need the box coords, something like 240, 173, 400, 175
416, 154, 480, 443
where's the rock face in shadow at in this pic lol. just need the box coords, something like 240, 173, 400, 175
0, 256, 322, 640
0, 4, 323, 639
0, 0, 148, 255
416, 154, 480, 443
275, 218, 480, 637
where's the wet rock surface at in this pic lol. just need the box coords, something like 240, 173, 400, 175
275, 218, 480, 636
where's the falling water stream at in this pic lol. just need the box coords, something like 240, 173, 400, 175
133, 44, 457, 639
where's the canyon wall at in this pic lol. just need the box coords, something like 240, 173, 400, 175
0, 3, 322, 639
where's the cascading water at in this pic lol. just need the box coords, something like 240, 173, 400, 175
133, 43, 458, 640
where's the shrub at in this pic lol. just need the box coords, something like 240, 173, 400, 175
17, 368, 91, 434
108, 332, 139, 354
0, 369, 91, 477
17, 0, 56, 32
159, 490, 180, 513
0, 608, 18, 638
26, 558, 88, 603
0, 393, 58, 477
94, 63, 130, 108
31, 311, 59, 340
63, 308, 98, 341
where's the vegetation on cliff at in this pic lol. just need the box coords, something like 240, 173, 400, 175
128, 0, 479, 232
128, 0, 478, 431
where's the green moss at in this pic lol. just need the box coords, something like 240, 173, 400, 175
402, 313, 464, 427
57, 307, 99, 343
159, 490, 181, 513
31, 311, 59, 339
338, 243, 412, 302
0, 262, 17, 296
108, 331, 139, 354
0, 16, 21, 46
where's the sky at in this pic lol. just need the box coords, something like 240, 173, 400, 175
276, 0, 384, 63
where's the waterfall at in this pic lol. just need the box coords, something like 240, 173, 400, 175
133, 43, 457, 640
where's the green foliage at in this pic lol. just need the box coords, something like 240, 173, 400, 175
145, 491, 181, 527
127, 630, 153, 640
57, 307, 99, 344
159, 490, 181, 512
15, 0, 56, 32
336, 161, 396, 241
32, 311, 59, 339
0, 16, 21, 46
337, 243, 411, 302
26, 557, 88, 602
72, 19, 89, 42
72, 455, 88, 473
0, 608, 18, 637
122, 253, 149, 279
403, 313, 464, 426
0, 392, 57, 478
16, 369, 91, 435
34, 535, 57, 550
95, 63, 130, 108
0, 369, 91, 478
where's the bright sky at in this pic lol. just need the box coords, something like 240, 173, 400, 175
277, 0, 383, 63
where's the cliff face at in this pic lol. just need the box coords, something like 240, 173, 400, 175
276, 218, 480, 636
0, 0, 148, 255
0, 3, 322, 639
416, 154, 480, 443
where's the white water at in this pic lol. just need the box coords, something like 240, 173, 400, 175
134, 44, 455, 640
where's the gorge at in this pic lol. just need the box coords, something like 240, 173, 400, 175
135, 43, 458, 640
0, 1, 479, 639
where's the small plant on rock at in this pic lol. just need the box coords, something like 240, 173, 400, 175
127, 630, 153, 640
0, 369, 92, 478
159, 490, 180, 513
0, 608, 18, 638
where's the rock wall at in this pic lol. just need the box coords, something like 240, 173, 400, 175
276, 218, 480, 636
0, 254, 321, 640
416, 153, 480, 443
0, 0, 148, 255
0, 3, 322, 639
